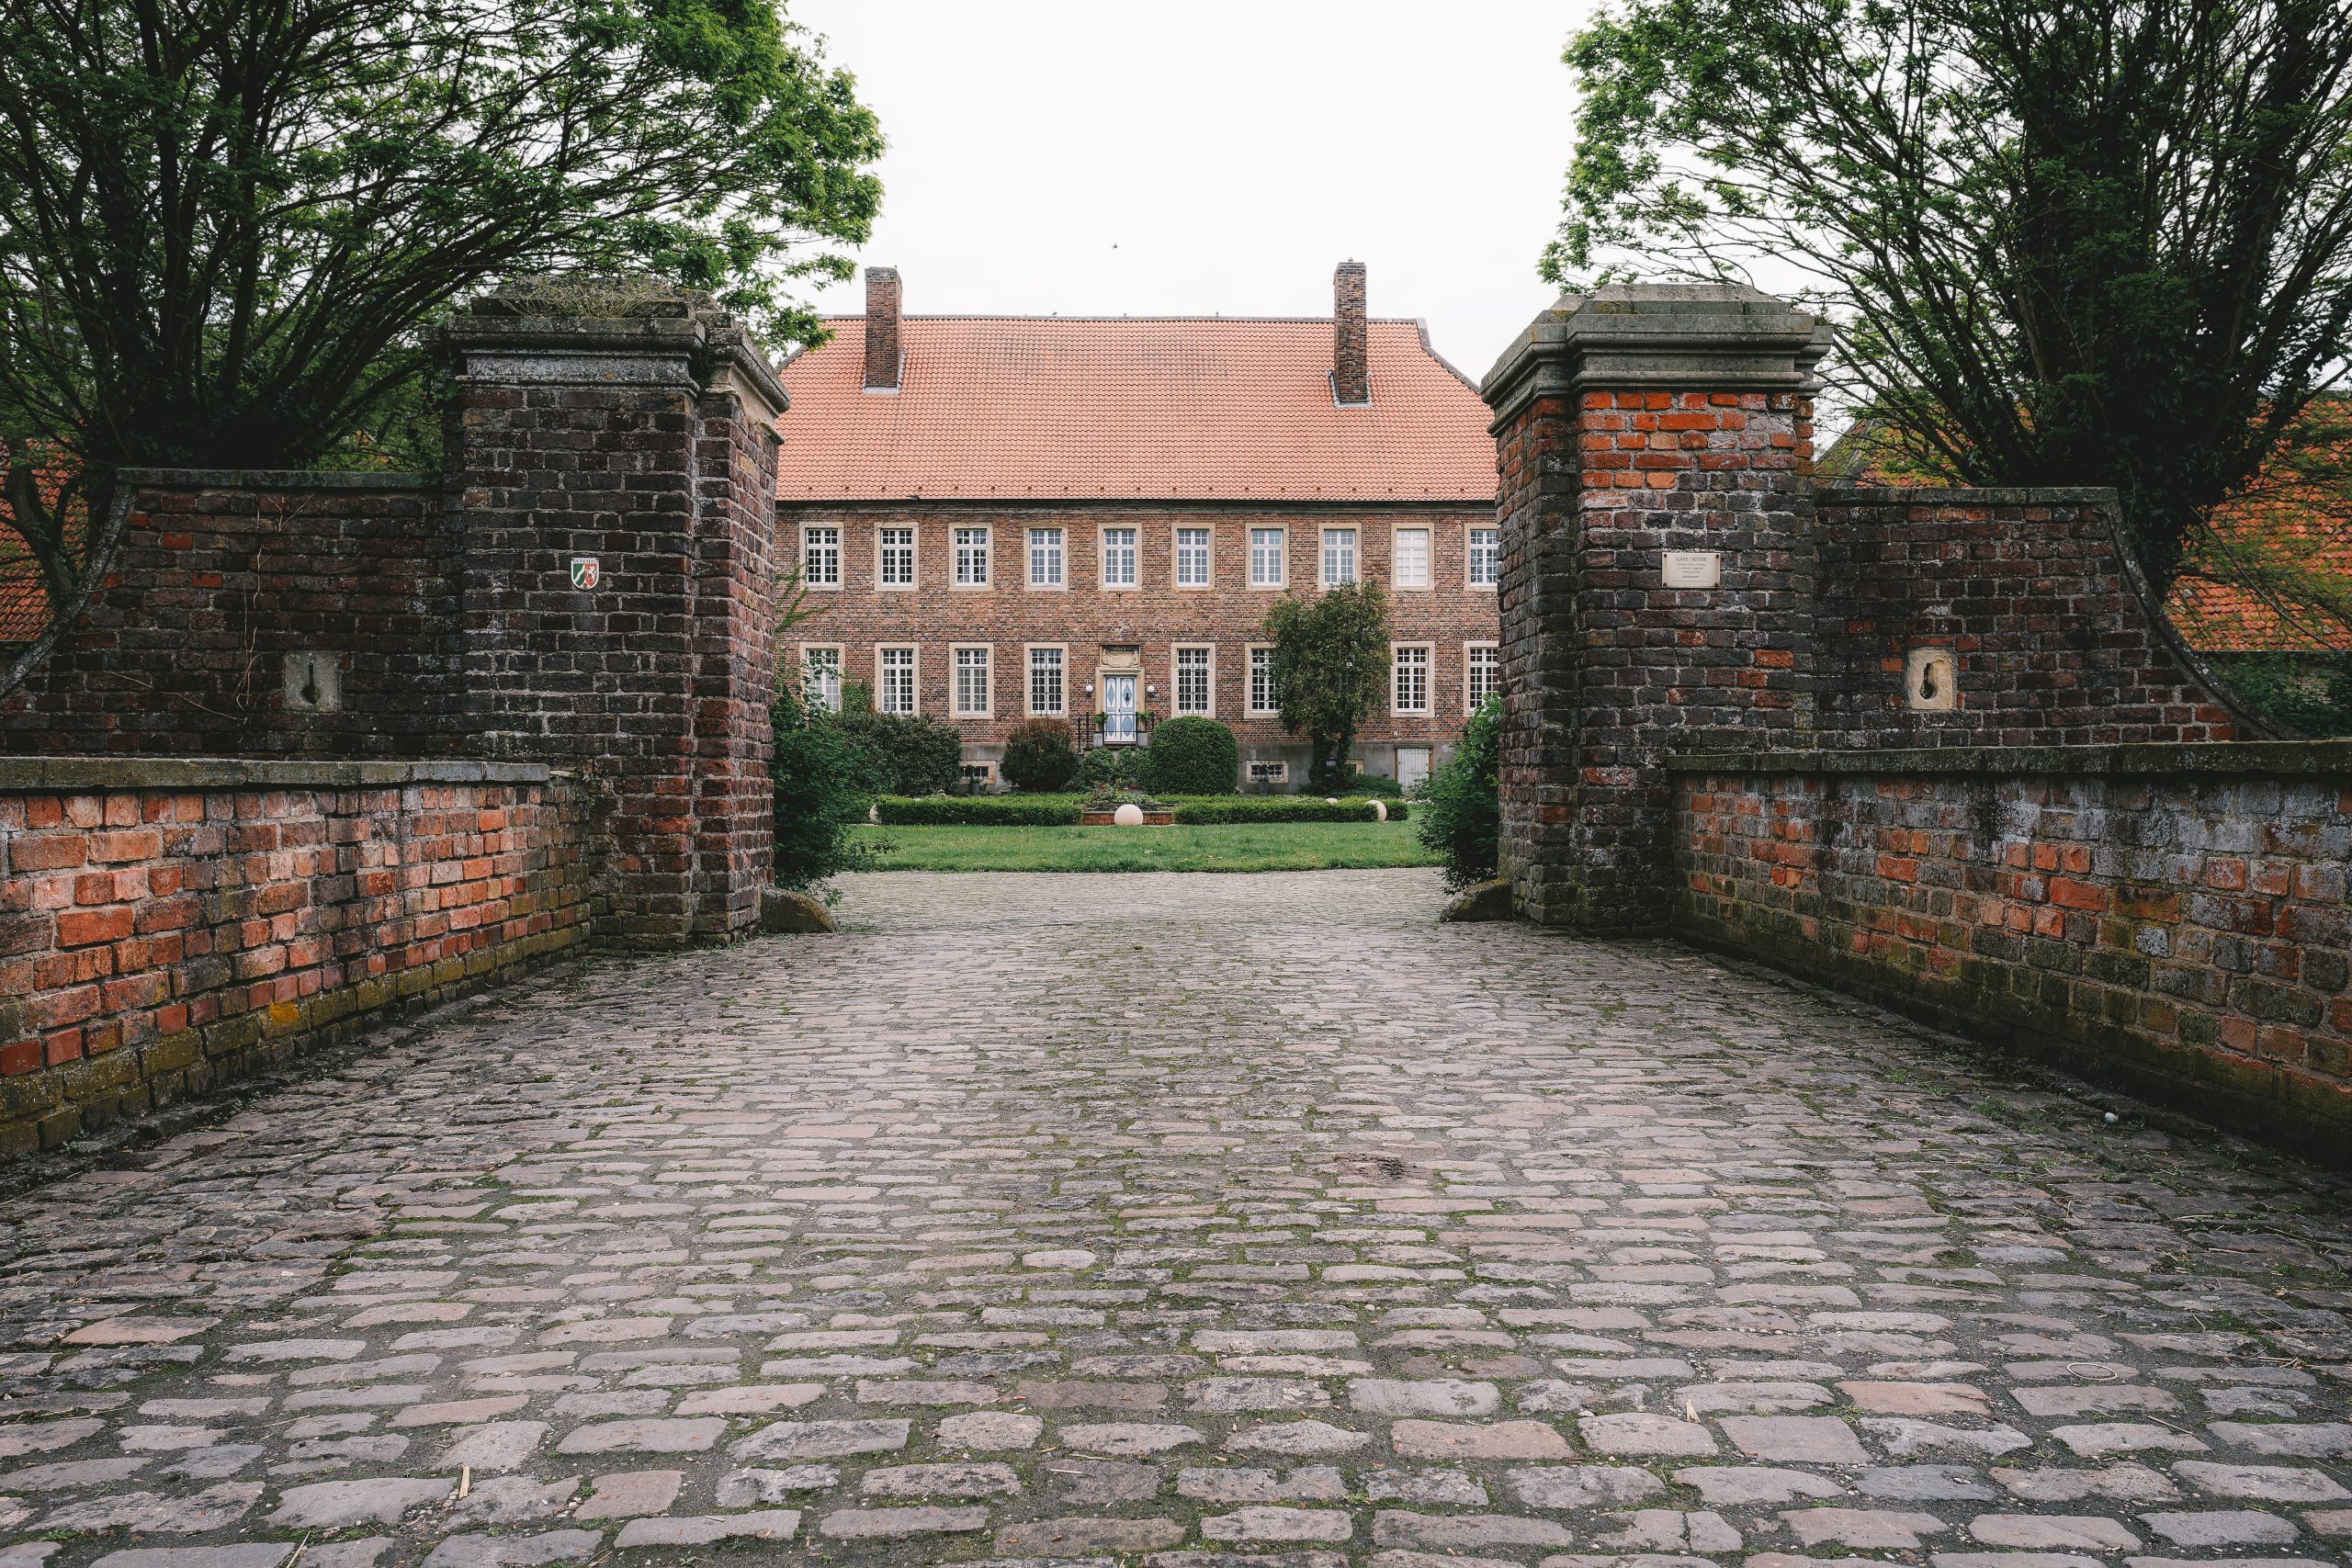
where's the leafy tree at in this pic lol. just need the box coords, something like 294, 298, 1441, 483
1549, 0, 2352, 593
770, 679, 889, 897
1417, 696, 1502, 890
1263, 580, 1390, 790
837, 705, 964, 795
0, 0, 883, 682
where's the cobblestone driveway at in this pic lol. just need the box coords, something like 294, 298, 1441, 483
3, 869, 2350, 1568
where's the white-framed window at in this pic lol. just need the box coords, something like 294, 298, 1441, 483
1393, 526, 1430, 589
1175, 527, 1211, 588
1247, 760, 1289, 785
1250, 527, 1286, 588
878, 526, 915, 589
876, 645, 917, 714
1173, 645, 1213, 716
1392, 642, 1431, 715
1321, 527, 1357, 587
803, 525, 841, 589
1028, 526, 1065, 589
1102, 526, 1138, 589
1465, 642, 1500, 711
1248, 645, 1279, 715
952, 644, 991, 717
1468, 526, 1501, 588
954, 526, 990, 588
800, 645, 842, 712
1027, 645, 1066, 716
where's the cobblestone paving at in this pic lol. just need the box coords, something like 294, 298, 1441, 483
4, 868, 2351, 1568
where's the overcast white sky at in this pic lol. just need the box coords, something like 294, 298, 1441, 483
786, 1, 1593, 384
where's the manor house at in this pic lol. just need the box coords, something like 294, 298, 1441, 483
773, 263, 1498, 789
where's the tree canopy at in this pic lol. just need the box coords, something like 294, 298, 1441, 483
1263, 580, 1390, 790
1549, 0, 2352, 593
0, 0, 883, 661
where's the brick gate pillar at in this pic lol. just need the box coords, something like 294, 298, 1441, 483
438, 284, 787, 947
1479, 286, 1830, 932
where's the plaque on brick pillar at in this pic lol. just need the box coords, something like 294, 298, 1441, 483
1480, 284, 1832, 933
436, 281, 788, 949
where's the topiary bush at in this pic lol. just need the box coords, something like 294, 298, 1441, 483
835, 705, 964, 795
1145, 716, 1239, 795
1343, 770, 1405, 798
1078, 744, 1147, 791
875, 795, 1082, 826
1000, 717, 1080, 792
1417, 696, 1501, 889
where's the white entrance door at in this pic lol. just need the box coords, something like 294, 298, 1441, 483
1396, 747, 1432, 791
1102, 673, 1138, 744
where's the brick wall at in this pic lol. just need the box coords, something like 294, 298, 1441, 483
1818, 488, 2248, 747
1673, 744, 2352, 1166
0, 471, 455, 756
785, 504, 1498, 781
0, 758, 597, 1156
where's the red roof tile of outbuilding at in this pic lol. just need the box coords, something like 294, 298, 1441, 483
775, 316, 1498, 503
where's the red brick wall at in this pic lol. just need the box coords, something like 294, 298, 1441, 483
1817, 488, 2247, 746
0, 471, 456, 757
782, 504, 1498, 778
0, 760, 597, 1156
1674, 745, 2352, 1167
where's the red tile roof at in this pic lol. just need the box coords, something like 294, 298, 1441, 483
775, 316, 1497, 502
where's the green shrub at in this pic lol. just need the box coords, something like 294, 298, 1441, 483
876, 795, 1081, 826
1172, 796, 1399, 824
1143, 716, 1239, 795
1344, 770, 1405, 798
836, 705, 964, 795
771, 685, 891, 894
1000, 717, 1080, 792
1078, 744, 1147, 791
1417, 696, 1501, 889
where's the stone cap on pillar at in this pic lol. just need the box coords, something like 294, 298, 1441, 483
1480, 283, 1832, 434
436, 276, 789, 423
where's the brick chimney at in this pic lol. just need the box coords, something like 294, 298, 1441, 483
863, 266, 901, 391
1332, 261, 1369, 406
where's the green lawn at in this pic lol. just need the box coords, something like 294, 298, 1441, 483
848, 818, 1440, 873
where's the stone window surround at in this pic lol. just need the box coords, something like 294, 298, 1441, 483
1464, 639, 1498, 713
1392, 639, 1432, 716
1027, 525, 1067, 590
1246, 643, 1278, 715
1391, 523, 1432, 591
1173, 525, 1214, 591
803, 524, 842, 591
1246, 526, 1289, 590
1026, 643, 1068, 717
876, 643, 919, 714
951, 641, 993, 718
953, 525, 991, 590
1172, 643, 1215, 716
1100, 525, 1141, 592
876, 525, 917, 591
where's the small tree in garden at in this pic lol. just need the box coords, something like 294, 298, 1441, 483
1000, 718, 1080, 792
1418, 696, 1502, 890
1263, 580, 1390, 790
1145, 717, 1239, 795
770, 681, 889, 897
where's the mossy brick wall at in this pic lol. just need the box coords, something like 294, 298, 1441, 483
0, 760, 597, 1156
1673, 743, 2352, 1166
0, 471, 456, 757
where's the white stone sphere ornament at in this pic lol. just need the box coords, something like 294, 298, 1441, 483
1113, 803, 1146, 827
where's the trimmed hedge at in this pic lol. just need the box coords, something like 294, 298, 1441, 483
1146, 716, 1239, 795
876, 795, 1082, 826
1171, 796, 1408, 825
